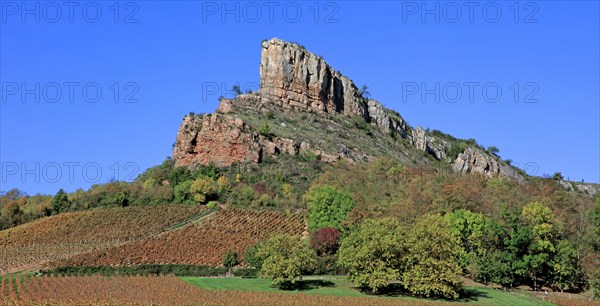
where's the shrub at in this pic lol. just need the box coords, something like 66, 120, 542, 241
259, 122, 271, 137
349, 116, 370, 131
41, 265, 228, 277
234, 268, 258, 278
310, 228, 341, 256
189, 176, 218, 204
206, 201, 218, 209
222, 249, 240, 269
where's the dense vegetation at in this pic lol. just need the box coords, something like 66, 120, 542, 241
1, 151, 599, 300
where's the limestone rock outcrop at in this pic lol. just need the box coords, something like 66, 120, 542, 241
259, 38, 410, 139
411, 126, 447, 160
173, 38, 528, 183
173, 114, 261, 167
452, 147, 524, 182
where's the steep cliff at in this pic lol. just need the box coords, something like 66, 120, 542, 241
173, 38, 524, 182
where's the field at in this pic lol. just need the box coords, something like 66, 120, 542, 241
55, 208, 305, 267
181, 277, 558, 306
1, 274, 597, 305
0, 275, 466, 305
0, 205, 209, 274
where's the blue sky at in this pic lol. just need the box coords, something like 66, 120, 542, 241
1, 1, 599, 195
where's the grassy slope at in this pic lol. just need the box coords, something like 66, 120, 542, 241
181, 277, 553, 306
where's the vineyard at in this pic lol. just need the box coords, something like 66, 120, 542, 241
0, 275, 456, 305
0, 205, 210, 274
56, 208, 306, 267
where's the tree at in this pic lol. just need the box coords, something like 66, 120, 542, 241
475, 251, 513, 287
359, 85, 371, 100
232, 84, 242, 96
0, 198, 25, 228
51, 189, 70, 215
552, 172, 564, 181
446, 209, 501, 272
256, 234, 316, 288
338, 218, 405, 293
549, 240, 583, 292
310, 227, 341, 256
304, 185, 355, 231
487, 146, 499, 155
173, 181, 194, 204
222, 249, 239, 273
521, 201, 559, 290
189, 176, 218, 204
244, 242, 264, 270
402, 214, 464, 300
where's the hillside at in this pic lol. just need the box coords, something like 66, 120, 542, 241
52, 208, 305, 268
174, 38, 528, 184
0, 205, 209, 274
1, 38, 598, 305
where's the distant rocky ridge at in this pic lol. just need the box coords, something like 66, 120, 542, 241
174, 38, 578, 186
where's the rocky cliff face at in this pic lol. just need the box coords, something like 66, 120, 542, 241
259, 39, 411, 139
452, 147, 524, 182
173, 38, 524, 182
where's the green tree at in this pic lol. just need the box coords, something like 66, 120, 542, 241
402, 214, 464, 300
244, 242, 264, 270
337, 218, 405, 293
173, 180, 194, 204
359, 84, 371, 99
475, 251, 513, 287
487, 146, 499, 155
446, 209, 501, 273
51, 189, 70, 215
549, 240, 583, 292
304, 185, 355, 231
168, 167, 192, 186
222, 249, 240, 272
232, 84, 242, 96
189, 176, 218, 204
521, 202, 559, 290
256, 234, 316, 288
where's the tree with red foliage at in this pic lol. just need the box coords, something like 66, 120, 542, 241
310, 228, 341, 256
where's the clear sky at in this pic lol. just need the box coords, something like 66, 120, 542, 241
1, 1, 599, 195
